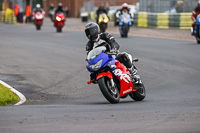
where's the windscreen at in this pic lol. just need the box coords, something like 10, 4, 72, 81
87, 46, 106, 60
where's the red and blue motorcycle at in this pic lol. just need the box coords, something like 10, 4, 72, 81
86, 46, 146, 103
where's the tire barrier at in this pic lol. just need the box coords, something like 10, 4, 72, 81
179, 13, 193, 29
135, 12, 192, 29
0, 9, 17, 24
0, 11, 5, 23
137, 12, 148, 27
157, 13, 169, 29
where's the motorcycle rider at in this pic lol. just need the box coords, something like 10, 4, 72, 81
115, 3, 133, 37
55, 3, 65, 15
191, 1, 200, 35
85, 22, 138, 83
96, 4, 108, 23
32, 4, 45, 14
116, 3, 134, 25
49, 3, 55, 21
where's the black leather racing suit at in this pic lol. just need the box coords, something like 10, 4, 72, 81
86, 33, 119, 54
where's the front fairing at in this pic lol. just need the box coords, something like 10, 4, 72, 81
197, 15, 200, 25
55, 12, 65, 24
98, 13, 109, 24
35, 13, 44, 20
86, 52, 114, 73
120, 14, 132, 26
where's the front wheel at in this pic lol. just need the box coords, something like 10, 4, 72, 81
36, 25, 41, 30
123, 25, 129, 38
98, 77, 120, 103
57, 25, 62, 32
129, 80, 146, 101
197, 39, 200, 44
100, 23, 107, 33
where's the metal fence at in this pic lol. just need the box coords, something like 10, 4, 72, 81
139, 0, 198, 13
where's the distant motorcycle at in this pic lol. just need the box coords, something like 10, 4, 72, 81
193, 14, 200, 44
54, 12, 65, 32
98, 13, 109, 33
49, 9, 55, 22
33, 12, 44, 30
86, 46, 146, 104
119, 13, 132, 38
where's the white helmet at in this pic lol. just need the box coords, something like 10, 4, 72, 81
36, 4, 41, 8
122, 3, 128, 8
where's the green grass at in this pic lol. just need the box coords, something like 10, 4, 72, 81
0, 83, 20, 106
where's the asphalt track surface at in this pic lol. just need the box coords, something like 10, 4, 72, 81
0, 20, 200, 133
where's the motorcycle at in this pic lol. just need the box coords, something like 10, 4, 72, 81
86, 46, 146, 104
98, 13, 109, 33
54, 12, 65, 33
49, 9, 55, 22
119, 13, 132, 38
193, 14, 200, 44
33, 12, 44, 30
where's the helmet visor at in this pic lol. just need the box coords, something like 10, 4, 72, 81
85, 27, 98, 41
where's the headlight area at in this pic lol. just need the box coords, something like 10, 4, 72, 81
89, 59, 103, 71
56, 16, 61, 21
104, 18, 108, 23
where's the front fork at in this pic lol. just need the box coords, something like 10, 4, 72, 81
110, 78, 115, 87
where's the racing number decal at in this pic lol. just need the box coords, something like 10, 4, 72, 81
113, 69, 131, 83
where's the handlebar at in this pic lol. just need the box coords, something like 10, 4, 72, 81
106, 49, 119, 55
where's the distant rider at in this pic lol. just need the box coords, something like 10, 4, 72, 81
84, 22, 138, 82
49, 3, 55, 21
32, 4, 45, 14
191, 1, 200, 35
96, 4, 108, 23
116, 3, 134, 25
115, 3, 133, 37
54, 3, 65, 15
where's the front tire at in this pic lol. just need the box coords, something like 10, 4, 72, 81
123, 25, 129, 38
98, 77, 120, 103
100, 23, 107, 33
57, 25, 62, 33
129, 80, 146, 101
36, 25, 41, 30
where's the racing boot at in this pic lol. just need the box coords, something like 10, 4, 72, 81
128, 66, 141, 84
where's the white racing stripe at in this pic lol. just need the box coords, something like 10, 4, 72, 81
0, 80, 26, 105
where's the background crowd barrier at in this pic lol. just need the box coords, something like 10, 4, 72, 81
0, 8, 17, 24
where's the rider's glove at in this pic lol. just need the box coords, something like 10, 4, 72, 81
110, 48, 119, 54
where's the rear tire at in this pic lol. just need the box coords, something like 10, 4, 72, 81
98, 77, 120, 103
129, 80, 146, 101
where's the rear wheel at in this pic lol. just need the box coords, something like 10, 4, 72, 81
98, 77, 120, 103
129, 80, 146, 101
